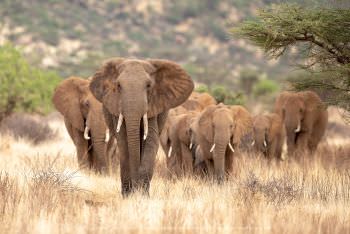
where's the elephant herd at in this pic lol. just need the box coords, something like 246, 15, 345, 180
53, 58, 328, 196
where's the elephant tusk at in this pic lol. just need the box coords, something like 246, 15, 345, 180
228, 142, 235, 152
143, 113, 148, 140
84, 126, 90, 140
189, 142, 193, 150
251, 140, 255, 146
168, 146, 172, 158
116, 113, 124, 133
209, 144, 216, 153
295, 121, 301, 133
105, 128, 110, 143
263, 140, 267, 148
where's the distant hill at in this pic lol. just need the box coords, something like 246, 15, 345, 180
0, 0, 332, 89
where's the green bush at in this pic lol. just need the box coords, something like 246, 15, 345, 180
210, 85, 245, 105
0, 44, 61, 122
195, 84, 209, 93
253, 79, 279, 97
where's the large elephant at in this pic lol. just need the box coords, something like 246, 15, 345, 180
191, 104, 253, 182
89, 58, 194, 196
274, 91, 328, 157
252, 113, 285, 160
166, 111, 199, 176
53, 77, 116, 173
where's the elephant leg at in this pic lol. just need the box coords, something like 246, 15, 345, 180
139, 116, 159, 195
205, 159, 214, 178
308, 116, 327, 153
275, 137, 283, 161
267, 140, 277, 160
180, 142, 193, 176
116, 123, 132, 197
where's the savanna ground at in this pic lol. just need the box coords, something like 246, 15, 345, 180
0, 108, 350, 234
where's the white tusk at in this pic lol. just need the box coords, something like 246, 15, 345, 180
168, 146, 172, 158
84, 126, 90, 140
116, 113, 123, 133
209, 144, 216, 153
263, 140, 267, 148
105, 128, 110, 143
189, 142, 193, 150
143, 113, 148, 140
251, 140, 255, 146
295, 121, 301, 133
228, 142, 235, 152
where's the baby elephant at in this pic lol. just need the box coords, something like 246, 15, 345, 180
252, 113, 285, 160
167, 111, 199, 177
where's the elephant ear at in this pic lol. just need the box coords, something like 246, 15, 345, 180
197, 105, 217, 142
230, 106, 253, 144
147, 59, 194, 117
52, 77, 89, 131
90, 58, 125, 102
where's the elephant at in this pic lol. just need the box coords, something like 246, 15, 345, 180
191, 103, 253, 182
274, 91, 328, 157
165, 111, 199, 176
53, 77, 117, 174
160, 91, 216, 157
252, 113, 285, 160
89, 58, 194, 196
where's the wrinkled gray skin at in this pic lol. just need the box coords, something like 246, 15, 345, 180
90, 58, 193, 196
53, 77, 116, 174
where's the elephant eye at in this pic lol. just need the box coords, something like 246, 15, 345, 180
146, 81, 152, 90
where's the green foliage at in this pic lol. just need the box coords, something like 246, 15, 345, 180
210, 85, 245, 105
239, 69, 260, 95
253, 79, 279, 97
0, 44, 61, 122
195, 84, 209, 93
233, 4, 350, 118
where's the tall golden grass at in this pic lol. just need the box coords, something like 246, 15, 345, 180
0, 112, 349, 234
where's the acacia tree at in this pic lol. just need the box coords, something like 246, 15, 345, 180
232, 4, 350, 120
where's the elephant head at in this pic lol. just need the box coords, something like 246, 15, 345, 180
52, 77, 110, 172
195, 104, 252, 180
89, 58, 193, 188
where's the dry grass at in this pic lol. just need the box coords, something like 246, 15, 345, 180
0, 112, 350, 233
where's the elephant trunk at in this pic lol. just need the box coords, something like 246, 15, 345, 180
124, 116, 141, 186
285, 116, 300, 155
212, 130, 230, 181
89, 124, 108, 173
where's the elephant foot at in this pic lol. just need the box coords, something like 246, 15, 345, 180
121, 180, 132, 198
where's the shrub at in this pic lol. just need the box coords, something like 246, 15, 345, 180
0, 113, 57, 145
0, 44, 61, 122
210, 85, 245, 105
195, 84, 209, 93
253, 79, 279, 97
